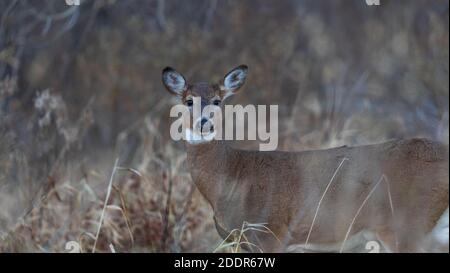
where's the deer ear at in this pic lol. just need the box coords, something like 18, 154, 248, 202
221, 65, 248, 98
162, 67, 187, 96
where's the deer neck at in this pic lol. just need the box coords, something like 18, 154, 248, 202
186, 140, 233, 208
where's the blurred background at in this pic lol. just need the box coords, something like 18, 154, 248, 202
0, 0, 448, 252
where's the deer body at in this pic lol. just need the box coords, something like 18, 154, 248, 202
162, 65, 449, 252
187, 138, 448, 252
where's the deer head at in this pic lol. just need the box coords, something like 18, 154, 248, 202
162, 65, 248, 143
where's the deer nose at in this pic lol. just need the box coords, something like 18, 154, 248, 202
200, 118, 208, 128
195, 117, 214, 134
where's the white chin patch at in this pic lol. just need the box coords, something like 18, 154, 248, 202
185, 128, 216, 144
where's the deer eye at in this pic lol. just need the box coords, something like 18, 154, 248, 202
185, 99, 193, 107
213, 100, 221, 106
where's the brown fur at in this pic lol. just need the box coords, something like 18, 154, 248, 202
187, 139, 449, 252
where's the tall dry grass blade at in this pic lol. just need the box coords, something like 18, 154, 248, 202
116, 167, 142, 177
384, 175, 399, 252
214, 221, 279, 253
112, 185, 134, 248
92, 158, 119, 253
233, 221, 248, 253
244, 223, 282, 244
339, 174, 384, 253
213, 228, 241, 253
305, 157, 349, 248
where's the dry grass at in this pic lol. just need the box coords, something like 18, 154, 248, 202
214, 222, 281, 253
0, 140, 220, 252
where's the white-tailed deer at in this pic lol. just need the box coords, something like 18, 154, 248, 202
162, 65, 449, 252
